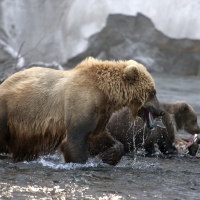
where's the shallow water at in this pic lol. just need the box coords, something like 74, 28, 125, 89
0, 74, 200, 200
0, 152, 200, 200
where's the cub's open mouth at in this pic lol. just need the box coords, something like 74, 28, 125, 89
139, 108, 166, 131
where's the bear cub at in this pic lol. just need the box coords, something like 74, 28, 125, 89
89, 101, 200, 164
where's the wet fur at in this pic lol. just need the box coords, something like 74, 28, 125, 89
88, 101, 200, 164
0, 57, 160, 163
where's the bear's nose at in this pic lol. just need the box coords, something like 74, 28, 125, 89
160, 111, 165, 116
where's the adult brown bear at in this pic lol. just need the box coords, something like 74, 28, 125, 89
89, 101, 200, 165
0, 57, 164, 164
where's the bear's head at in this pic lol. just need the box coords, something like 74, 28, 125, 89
79, 57, 165, 130
174, 101, 200, 134
123, 60, 165, 129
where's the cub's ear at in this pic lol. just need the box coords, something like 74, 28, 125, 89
124, 64, 139, 81
176, 101, 188, 112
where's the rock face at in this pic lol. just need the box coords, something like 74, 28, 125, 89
65, 14, 200, 75
0, 0, 200, 78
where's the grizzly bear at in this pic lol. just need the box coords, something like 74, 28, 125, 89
0, 57, 164, 164
89, 101, 200, 164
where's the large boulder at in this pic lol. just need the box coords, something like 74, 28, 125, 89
65, 13, 200, 75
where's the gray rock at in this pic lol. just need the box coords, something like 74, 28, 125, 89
65, 13, 200, 75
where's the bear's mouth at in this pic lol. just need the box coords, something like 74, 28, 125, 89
140, 108, 166, 130
144, 108, 155, 130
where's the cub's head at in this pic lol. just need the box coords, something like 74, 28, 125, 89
174, 101, 200, 134
124, 60, 165, 129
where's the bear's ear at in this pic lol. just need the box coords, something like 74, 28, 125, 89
124, 64, 139, 81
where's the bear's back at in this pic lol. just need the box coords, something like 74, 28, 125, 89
1, 67, 65, 90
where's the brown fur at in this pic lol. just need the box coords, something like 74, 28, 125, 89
88, 101, 200, 164
145, 101, 200, 153
0, 57, 163, 164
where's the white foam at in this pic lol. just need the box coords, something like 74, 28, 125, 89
23, 154, 108, 170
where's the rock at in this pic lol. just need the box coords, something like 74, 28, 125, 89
1, 1, 200, 77
65, 14, 200, 75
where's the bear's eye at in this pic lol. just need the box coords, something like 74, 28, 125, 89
149, 91, 156, 98
192, 119, 197, 124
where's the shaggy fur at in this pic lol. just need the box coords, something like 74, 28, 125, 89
0, 57, 163, 164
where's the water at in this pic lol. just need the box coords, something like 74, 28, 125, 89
0, 152, 200, 200
0, 74, 200, 199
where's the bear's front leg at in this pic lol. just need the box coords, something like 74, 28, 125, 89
60, 116, 98, 163
88, 131, 124, 165
60, 139, 89, 164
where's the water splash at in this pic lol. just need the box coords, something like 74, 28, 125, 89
22, 154, 108, 170
37, 158, 103, 170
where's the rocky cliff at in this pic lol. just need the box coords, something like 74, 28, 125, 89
0, 0, 200, 79
65, 14, 200, 75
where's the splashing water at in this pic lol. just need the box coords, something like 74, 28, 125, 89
134, 120, 146, 151
22, 153, 109, 170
